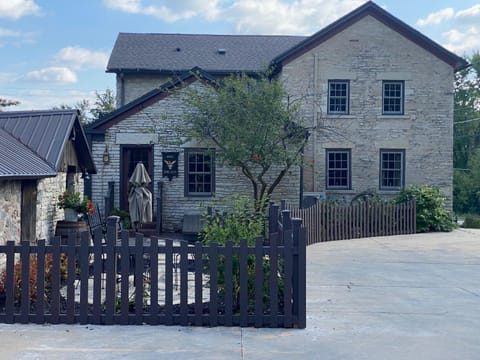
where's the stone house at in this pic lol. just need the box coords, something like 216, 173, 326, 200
85, 1, 467, 232
0, 110, 96, 245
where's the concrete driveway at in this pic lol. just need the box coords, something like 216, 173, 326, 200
1, 229, 479, 359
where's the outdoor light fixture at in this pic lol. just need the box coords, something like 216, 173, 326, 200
103, 145, 110, 165
81, 170, 90, 180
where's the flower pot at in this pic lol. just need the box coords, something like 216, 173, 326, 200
64, 208, 79, 222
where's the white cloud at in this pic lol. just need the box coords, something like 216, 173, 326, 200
103, 0, 365, 34
10, 89, 98, 112
54, 46, 110, 70
0, 28, 22, 37
416, 8, 454, 27
22, 67, 78, 84
443, 27, 480, 54
103, 0, 221, 22
456, 4, 480, 19
0, 0, 40, 19
223, 0, 365, 35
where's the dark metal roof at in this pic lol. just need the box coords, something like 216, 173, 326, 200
0, 128, 56, 179
107, 33, 306, 74
0, 110, 96, 178
272, 1, 469, 72
88, 67, 217, 132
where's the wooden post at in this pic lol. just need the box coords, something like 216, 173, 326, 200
269, 202, 279, 234
292, 218, 306, 329
156, 181, 163, 234
105, 216, 120, 324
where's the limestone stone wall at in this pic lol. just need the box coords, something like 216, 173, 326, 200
281, 15, 455, 206
91, 82, 300, 231
116, 73, 170, 106
0, 180, 21, 244
36, 173, 85, 242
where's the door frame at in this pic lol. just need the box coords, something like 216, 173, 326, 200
21, 179, 37, 242
120, 144, 154, 211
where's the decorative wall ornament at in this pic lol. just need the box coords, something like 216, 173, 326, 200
162, 152, 179, 181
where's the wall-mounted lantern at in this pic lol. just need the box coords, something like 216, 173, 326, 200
103, 145, 110, 165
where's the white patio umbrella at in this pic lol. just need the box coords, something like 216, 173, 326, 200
128, 162, 152, 230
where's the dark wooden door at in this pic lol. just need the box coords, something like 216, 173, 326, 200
21, 180, 37, 242
120, 145, 154, 211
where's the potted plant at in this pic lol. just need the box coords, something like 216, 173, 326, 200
57, 190, 94, 221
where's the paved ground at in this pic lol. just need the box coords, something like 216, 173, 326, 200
1, 229, 479, 359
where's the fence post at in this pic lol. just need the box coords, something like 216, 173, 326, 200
104, 181, 115, 217
105, 216, 120, 324
292, 218, 306, 329
156, 181, 163, 234
269, 201, 279, 234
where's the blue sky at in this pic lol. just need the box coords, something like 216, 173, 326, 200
1, 0, 479, 111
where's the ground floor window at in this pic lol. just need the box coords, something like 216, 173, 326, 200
380, 149, 405, 190
326, 149, 351, 190
184, 148, 215, 197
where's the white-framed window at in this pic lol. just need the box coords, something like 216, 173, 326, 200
328, 80, 349, 114
326, 149, 351, 189
380, 149, 405, 190
382, 81, 404, 115
184, 148, 215, 197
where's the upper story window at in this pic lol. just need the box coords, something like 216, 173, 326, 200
382, 81, 404, 115
379, 149, 405, 190
326, 149, 351, 190
184, 149, 215, 197
328, 80, 349, 114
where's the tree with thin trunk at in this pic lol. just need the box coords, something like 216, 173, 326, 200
179, 71, 310, 213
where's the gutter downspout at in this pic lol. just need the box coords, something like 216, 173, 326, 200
313, 53, 318, 193
119, 73, 125, 107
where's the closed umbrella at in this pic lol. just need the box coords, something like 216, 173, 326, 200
128, 162, 152, 230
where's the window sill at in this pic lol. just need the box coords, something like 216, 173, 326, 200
325, 189, 355, 193
325, 115, 356, 119
377, 115, 410, 120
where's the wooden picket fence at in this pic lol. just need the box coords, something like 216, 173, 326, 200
286, 199, 416, 245
0, 207, 306, 328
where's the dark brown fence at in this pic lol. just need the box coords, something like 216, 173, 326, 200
0, 209, 306, 328
284, 199, 416, 245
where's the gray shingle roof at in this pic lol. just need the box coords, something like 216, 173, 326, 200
0, 110, 96, 179
107, 33, 306, 73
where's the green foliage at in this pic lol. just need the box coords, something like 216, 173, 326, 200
57, 190, 94, 215
179, 69, 310, 212
200, 195, 277, 311
454, 148, 480, 213
0, 97, 20, 109
111, 208, 131, 229
462, 214, 480, 228
453, 53, 480, 213
90, 89, 116, 120
52, 88, 116, 124
201, 195, 265, 246
395, 185, 456, 232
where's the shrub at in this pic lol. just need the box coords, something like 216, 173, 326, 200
0, 254, 69, 305
394, 185, 456, 232
200, 195, 276, 311
462, 214, 480, 228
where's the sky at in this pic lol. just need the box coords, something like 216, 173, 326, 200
1, 0, 479, 112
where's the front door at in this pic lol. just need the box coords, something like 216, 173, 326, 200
120, 145, 154, 212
